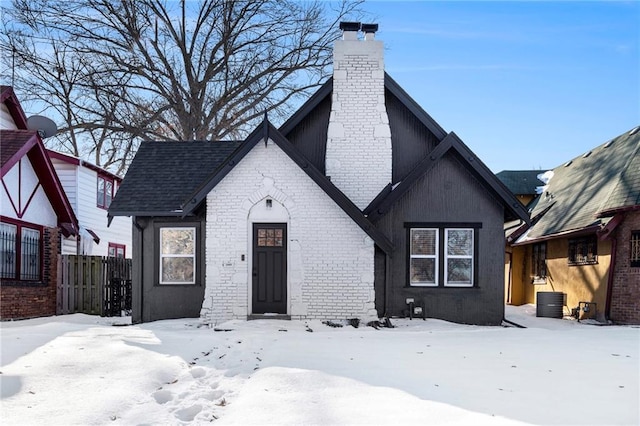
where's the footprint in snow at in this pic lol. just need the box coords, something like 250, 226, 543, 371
152, 389, 173, 404
190, 367, 206, 379
175, 404, 202, 422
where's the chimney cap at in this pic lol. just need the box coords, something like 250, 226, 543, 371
361, 23, 379, 33
339, 21, 361, 32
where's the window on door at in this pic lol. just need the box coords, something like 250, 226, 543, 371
0, 219, 42, 281
108, 242, 126, 258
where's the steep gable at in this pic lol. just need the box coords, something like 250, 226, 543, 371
279, 73, 527, 224
0, 86, 28, 129
181, 120, 393, 254
0, 131, 78, 235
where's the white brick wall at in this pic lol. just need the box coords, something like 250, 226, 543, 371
326, 36, 392, 209
201, 139, 377, 324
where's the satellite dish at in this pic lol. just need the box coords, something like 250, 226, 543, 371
27, 115, 57, 138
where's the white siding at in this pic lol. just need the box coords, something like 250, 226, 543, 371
0, 158, 57, 227
72, 165, 132, 257
201, 139, 376, 323
0, 103, 18, 129
50, 159, 78, 212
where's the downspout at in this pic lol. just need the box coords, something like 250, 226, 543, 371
506, 250, 513, 305
384, 254, 392, 318
75, 162, 81, 255
604, 237, 617, 321
133, 217, 144, 324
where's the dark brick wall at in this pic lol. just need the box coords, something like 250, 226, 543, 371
0, 227, 59, 320
610, 211, 640, 324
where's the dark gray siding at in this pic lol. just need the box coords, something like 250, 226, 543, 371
284, 95, 331, 173
375, 152, 506, 325
386, 88, 439, 184
131, 215, 206, 323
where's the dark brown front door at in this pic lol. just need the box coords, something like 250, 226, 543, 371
252, 223, 287, 314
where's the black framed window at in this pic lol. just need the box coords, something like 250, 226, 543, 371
631, 231, 640, 267
532, 242, 547, 280
406, 223, 480, 288
568, 236, 597, 265
159, 227, 196, 285
0, 218, 42, 281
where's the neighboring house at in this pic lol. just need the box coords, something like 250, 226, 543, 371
0, 86, 79, 319
48, 151, 132, 258
496, 170, 545, 207
506, 126, 640, 324
108, 23, 528, 325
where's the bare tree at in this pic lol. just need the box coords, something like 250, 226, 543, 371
1, 0, 362, 174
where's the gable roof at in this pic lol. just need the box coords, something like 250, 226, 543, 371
279, 74, 446, 141
108, 140, 241, 217
364, 132, 530, 223
48, 150, 123, 182
513, 126, 640, 244
280, 73, 529, 224
181, 120, 394, 254
0, 85, 28, 129
0, 128, 78, 236
496, 170, 545, 196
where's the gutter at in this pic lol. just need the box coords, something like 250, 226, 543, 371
511, 224, 602, 246
384, 254, 392, 318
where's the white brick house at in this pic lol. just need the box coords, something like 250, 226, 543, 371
201, 135, 377, 322
109, 22, 528, 325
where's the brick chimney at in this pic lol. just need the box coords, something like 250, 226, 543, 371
326, 22, 392, 210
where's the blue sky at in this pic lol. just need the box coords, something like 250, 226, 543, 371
360, 1, 639, 172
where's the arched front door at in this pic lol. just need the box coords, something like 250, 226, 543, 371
252, 223, 287, 314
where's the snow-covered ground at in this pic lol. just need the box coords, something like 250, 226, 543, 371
1, 305, 638, 425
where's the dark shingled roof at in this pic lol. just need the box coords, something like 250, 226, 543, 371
108, 140, 241, 216
108, 72, 530, 226
516, 126, 640, 242
496, 170, 545, 196
1, 130, 38, 171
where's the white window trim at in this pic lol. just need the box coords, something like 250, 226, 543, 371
159, 227, 196, 285
410, 228, 439, 287
444, 228, 474, 287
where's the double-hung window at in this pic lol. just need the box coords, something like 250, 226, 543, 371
408, 224, 478, 287
409, 228, 438, 286
0, 219, 42, 281
159, 227, 196, 284
97, 175, 115, 209
445, 229, 474, 286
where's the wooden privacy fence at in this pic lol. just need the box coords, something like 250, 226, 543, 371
57, 255, 132, 316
